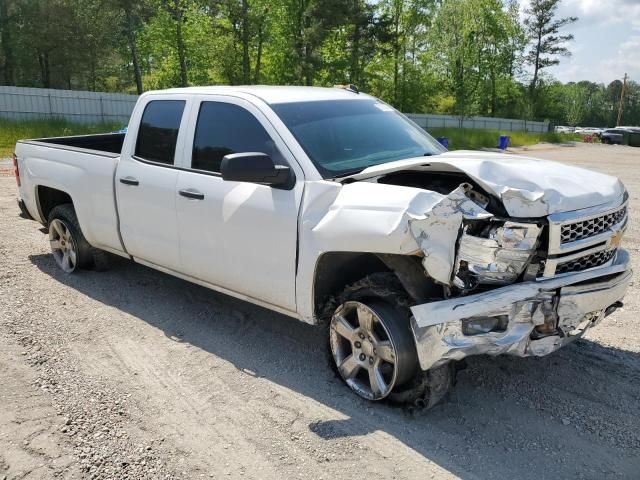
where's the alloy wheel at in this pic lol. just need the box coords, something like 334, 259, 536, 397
330, 301, 401, 400
49, 219, 78, 273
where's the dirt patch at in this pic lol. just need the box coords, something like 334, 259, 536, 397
0, 142, 639, 479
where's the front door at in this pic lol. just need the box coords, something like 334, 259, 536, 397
174, 97, 303, 312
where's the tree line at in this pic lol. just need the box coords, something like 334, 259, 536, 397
0, 0, 638, 127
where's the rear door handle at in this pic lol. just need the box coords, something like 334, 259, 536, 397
119, 177, 139, 186
179, 189, 205, 200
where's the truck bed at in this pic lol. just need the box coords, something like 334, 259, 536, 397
15, 132, 125, 256
21, 132, 125, 156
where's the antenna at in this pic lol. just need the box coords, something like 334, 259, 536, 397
334, 84, 359, 94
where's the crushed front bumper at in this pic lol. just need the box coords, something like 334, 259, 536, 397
410, 249, 632, 371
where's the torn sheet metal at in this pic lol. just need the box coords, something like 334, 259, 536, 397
308, 180, 445, 254
456, 222, 542, 286
408, 184, 492, 284
409, 253, 631, 371
296, 181, 446, 322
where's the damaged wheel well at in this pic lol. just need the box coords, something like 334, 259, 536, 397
313, 252, 440, 321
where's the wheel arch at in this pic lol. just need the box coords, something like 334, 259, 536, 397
312, 251, 439, 321
36, 185, 74, 225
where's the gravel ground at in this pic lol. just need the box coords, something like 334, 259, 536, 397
1, 142, 639, 480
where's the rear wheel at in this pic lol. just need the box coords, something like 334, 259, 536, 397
48, 204, 93, 273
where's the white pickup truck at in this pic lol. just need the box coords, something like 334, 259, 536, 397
14, 86, 631, 408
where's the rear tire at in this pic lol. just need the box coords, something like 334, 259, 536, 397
48, 204, 93, 273
48, 204, 109, 273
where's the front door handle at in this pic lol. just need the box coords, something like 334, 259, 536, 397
179, 189, 205, 200
119, 177, 139, 186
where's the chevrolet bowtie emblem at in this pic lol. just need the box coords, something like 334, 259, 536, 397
609, 229, 624, 248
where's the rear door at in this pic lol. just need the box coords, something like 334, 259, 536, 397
116, 96, 190, 270
174, 95, 304, 312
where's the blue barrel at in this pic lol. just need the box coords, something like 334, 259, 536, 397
436, 136, 449, 149
498, 135, 510, 150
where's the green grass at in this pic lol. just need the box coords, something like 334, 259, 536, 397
429, 128, 582, 151
0, 118, 124, 158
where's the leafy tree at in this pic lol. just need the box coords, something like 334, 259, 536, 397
523, 0, 577, 116
564, 82, 587, 126
1, 0, 639, 127
430, 0, 519, 119
476, 0, 526, 116
112, 0, 152, 94
159, 0, 191, 87
429, 0, 479, 119
0, 0, 17, 85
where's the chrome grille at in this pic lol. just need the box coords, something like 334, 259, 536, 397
543, 198, 627, 277
555, 249, 616, 275
560, 206, 626, 244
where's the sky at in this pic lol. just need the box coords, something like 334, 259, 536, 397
520, 0, 640, 85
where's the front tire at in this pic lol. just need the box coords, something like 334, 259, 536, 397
327, 273, 419, 401
330, 299, 418, 400
325, 273, 455, 408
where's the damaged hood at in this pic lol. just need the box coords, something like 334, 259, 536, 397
351, 151, 626, 217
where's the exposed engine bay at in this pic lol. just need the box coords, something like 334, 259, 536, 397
375, 170, 547, 296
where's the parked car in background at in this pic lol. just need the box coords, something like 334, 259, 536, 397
602, 129, 625, 145
575, 127, 602, 136
554, 126, 574, 134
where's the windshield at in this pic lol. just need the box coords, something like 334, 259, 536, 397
271, 99, 445, 178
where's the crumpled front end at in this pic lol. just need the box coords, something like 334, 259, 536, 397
409, 184, 546, 290
406, 182, 631, 371
410, 250, 631, 370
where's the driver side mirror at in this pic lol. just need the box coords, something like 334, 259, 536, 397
221, 152, 292, 188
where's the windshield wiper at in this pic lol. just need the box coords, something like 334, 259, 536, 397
330, 152, 439, 182
329, 167, 366, 181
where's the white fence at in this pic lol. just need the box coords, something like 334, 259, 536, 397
0, 86, 137, 124
0, 86, 550, 132
406, 113, 549, 133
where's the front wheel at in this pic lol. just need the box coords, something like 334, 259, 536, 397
326, 273, 455, 409
330, 299, 418, 400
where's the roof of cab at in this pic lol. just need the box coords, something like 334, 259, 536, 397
149, 85, 372, 105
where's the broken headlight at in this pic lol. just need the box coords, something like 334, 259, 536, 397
454, 221, 542, 288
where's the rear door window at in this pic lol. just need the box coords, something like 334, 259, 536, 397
191, 102, 279, 173
135, 100, 186, 165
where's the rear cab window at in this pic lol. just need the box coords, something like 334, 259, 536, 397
135, 100, 186, 165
